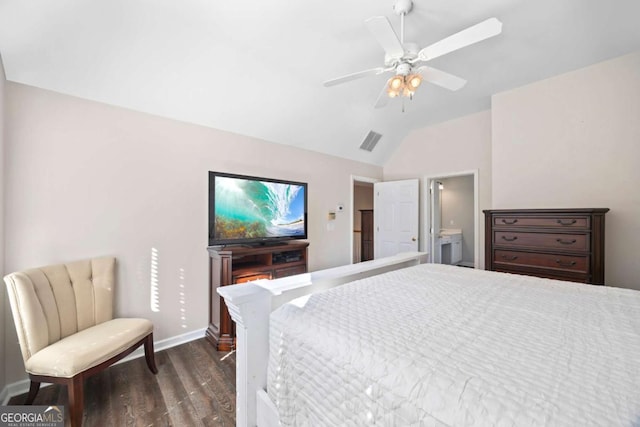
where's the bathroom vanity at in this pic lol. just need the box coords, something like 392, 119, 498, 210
439, 229, 463, 265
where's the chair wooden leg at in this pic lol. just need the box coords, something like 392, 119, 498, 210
25, 379, 41, 404
144, 333, 159, 374
67, 376, 84, 427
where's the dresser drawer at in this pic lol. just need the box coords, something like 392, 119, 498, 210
494, 268, 589, 283
494, 231, 589, 252
274, 264, 306, 278
493, 215, 590, 229
233, 271, 273, 283
494, 250, 589, 274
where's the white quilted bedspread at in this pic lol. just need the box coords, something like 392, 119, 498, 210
267, 264, 640, 426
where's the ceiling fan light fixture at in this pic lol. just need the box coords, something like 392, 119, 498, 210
387, 84, 400, 97
407, 73, 422, 89
389, 75, 404, 90
386, 73, 420, 99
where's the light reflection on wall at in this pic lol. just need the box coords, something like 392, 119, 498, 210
179, 267, 187, 328
150, 247, 160, 312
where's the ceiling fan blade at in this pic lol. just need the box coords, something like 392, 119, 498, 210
417, 18, 502, 61
323, 67, 388, 87
374, 82, 390, 109
416, 66, 467, 91
365, 16, 404, 59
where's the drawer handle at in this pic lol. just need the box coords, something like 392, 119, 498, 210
557, 219, 577, 226
556, 238, 577, 245
555, 259, 577, 267
501, 255, 518, 261
501, 236, 518, 242
501, 219, 518, 225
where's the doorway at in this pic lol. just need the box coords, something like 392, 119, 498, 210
351, 176, 377, 264
351, 176, 421, 263
424, 170, 479, 268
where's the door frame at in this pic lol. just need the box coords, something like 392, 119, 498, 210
423, 170, 479, 268
350, 175, 380, 264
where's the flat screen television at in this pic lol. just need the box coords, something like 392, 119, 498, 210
209, 171, 308, 246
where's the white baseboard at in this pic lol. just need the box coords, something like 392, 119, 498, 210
0, 386, 8, 406
0, 327, 207, 405
117, 327, 207, 365
1, 378, 38, 406
457, 261, 475, 268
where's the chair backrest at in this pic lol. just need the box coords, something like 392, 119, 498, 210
4, 256, 116, 362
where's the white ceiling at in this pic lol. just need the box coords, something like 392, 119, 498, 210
1, 0, 639, 165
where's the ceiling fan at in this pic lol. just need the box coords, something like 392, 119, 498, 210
323, 0, 502, 108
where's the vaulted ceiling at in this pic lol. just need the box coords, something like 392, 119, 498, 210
1, 0, 639, 165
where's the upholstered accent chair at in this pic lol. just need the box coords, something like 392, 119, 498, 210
4, 256, 158, 427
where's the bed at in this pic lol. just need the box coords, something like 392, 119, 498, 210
218, 253, 640, 426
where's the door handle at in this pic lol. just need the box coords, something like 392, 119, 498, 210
411, 237, 417, 242
556, 238, 577, 245
555, 259, 577, 267
557, 219, 577, 226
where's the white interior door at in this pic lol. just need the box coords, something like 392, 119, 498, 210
374, 179, 419, 258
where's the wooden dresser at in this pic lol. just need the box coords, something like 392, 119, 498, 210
484, 208, 609, 284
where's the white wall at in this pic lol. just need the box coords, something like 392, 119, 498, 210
383, 110, 492, 267
0, 54, 6, 398
440, 175, 474, 264
492, 52, 640, 290
3, 82, 382, 384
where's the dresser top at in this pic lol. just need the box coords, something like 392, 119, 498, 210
483, 208, 609, 214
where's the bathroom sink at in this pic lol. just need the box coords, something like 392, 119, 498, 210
438, 229, 463, 264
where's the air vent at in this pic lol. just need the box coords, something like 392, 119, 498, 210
359, 131, 382, 152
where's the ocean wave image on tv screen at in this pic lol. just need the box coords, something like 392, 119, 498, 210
215, 176, 305, 240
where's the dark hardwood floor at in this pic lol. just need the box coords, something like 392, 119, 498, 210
8, 338, 236, 426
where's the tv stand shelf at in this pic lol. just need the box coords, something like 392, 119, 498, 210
206, 241, 309, 351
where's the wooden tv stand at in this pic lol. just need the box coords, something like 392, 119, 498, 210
206, 240, 309, 351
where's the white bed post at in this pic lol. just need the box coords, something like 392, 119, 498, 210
218, 252, 428, 427
218, 283, 272, 427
